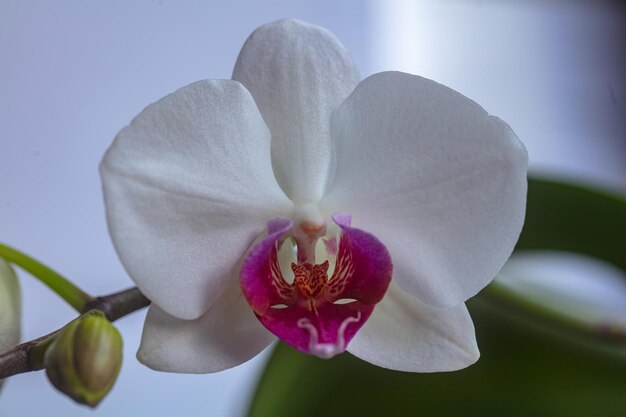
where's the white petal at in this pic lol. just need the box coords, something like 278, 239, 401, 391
323, 72, 527, 307
232, 19, 360, 203
0, 258, 20, 354
347, 283, 479, 372
137, 274, 275, 373
101, 80, 293, 320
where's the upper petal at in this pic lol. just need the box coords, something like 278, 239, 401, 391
232, 19, 360, 203
138, 273, 275, 373
101, 80, 293, 320
347, 283, 479, 372
323, 72, 528, 307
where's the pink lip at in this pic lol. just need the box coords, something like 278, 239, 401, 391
240, 213, 392, 358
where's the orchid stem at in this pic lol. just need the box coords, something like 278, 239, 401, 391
0, 243, 92, 312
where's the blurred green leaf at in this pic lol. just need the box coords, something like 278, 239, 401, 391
517, 177, 626, 270
250, 300, 626, 417
248, 177, 626, 417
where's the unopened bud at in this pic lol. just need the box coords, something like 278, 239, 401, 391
0, 257, 21, 393
44, 310, 122, 407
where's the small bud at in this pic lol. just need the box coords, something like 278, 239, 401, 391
44, 310, 123, 407
0, 257, 21, 393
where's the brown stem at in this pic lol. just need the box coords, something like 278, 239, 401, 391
81, 287, 150, 321
0, 287, 150, 380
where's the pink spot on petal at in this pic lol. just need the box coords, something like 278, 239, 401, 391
267, 218, 293, 235
240, 218, 293, 316
332, 212, 352, 227
322, 237, 338, 258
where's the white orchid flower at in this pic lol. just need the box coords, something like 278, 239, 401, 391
100, 19, 527, 373
0, 258, 21, 391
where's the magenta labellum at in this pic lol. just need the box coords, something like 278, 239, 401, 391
240, 212, 392, 358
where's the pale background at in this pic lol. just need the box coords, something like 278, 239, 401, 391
1, 1, 624, 416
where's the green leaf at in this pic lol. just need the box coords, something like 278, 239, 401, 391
250, 300, 626, 417
247, 177, 626, 417
0, 243, 91, 312
517, 177, 626, 270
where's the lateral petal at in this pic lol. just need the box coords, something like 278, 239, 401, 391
101, 80, 293, 320
348, 283, 479, 372
138, 274, 275, 373
324, 71, 527, 307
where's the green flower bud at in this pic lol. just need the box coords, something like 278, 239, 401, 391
44, 310, 123, 407
0, 257, 21, 393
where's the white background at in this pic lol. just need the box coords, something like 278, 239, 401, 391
1, 1, 624, 416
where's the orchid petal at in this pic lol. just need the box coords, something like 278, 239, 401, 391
347, 283, 479, 372
324, 71, 528, 308
232, 19, 360, 203
101, 80, 293, 320
138, 274, 275, 373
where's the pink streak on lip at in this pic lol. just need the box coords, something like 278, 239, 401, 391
240, 214, 393, 358
240, 217, 294, 316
